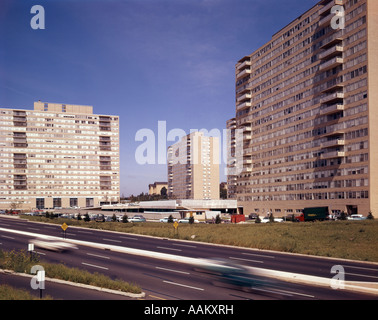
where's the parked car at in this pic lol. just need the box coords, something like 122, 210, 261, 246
347, 214, 367, 221
159, 217, 178, 223
179, 217, 199, 224
129, 215, 146, 222
261, 217, 284, 223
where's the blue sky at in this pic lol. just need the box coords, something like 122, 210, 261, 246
0, 0, 316, 196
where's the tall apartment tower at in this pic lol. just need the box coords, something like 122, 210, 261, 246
0, 101, 120, 210
168, 132, 220, 200
229, 0, 378, 217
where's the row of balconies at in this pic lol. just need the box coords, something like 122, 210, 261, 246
319, 0, 345, 17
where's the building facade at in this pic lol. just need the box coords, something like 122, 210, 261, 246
168, 132, 220, 200
148, 182, 168, 195
0, 101, 120, 210
229, 0, 377, 217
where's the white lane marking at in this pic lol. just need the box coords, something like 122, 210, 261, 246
1, 235, 15, 240
345, 272, 378, 280
156, 266, 190, 275
242, 252, 275, 259
163, 280, 204, 291
120, 236, 139, 241
273, 288, 315, 298
82, 262, 109, 270
171, 243, 197, 248
344, 265, 378, 273
86, 253, 110, 260
80, 231, 93, 234
156, 246, 182, 252
27, 227, 40, 231
103, 238, 122, 243
229, 256, 264, 264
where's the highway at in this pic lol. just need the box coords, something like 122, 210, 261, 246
0, 215, 377, 300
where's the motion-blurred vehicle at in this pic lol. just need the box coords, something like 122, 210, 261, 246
193, 258, 278, 291
29, 238, 78, 252
129, 215, 146, 222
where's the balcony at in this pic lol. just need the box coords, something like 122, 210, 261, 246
237, 60, 251, 71
320, 151, 345, 159
237, 101, 252, 111
320, 92, 344, 104
236, 68, 251, 80
319, 0, 345, 16
237, 92, 252, 102
321, 83, 344, 94
321, 139, 345, 148
319, 57, 344, 71
320, 103, 345, 115
319, 45, 344, 60
320, 31, 343, 49
323, 128, 345, 137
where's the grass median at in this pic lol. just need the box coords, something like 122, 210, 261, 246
21, 215, 378, 262
0, 249, 142, 296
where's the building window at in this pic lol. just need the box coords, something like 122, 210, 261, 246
44, 103, 48, 111
86, 198, 94, 207
62, 104, 66, 112
53, 198, 62, 208
36, 198, 45, 209
70, 198, 78, 207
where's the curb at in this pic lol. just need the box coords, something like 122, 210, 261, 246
0, 269, 145, 299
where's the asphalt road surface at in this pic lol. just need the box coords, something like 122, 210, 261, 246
0, 215, 377, 301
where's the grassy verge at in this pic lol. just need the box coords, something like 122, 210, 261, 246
0, 249, 142, 295
21, 216, 378, 262
0, 284, 53, 300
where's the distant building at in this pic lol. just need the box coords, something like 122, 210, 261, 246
148, 182, 168, 195
167, 131, 220, 200
0, 101, 120, 210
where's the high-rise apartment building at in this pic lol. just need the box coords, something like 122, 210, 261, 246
229, 0, 377, 217
168, 132, 220, 200
0, 101, 120, 210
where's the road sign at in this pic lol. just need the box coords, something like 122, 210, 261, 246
61, 223, 68, 231
173, 221, 179, 229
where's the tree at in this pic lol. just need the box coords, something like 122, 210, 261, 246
255, 215, 261, 224
160, 187, 167, 199
122, 214, 129, 223
339, 211, 347, 220
77, 213, 82, 220
188, 216, 194, 224
84, 213, 91, 222
269, 213, 275, 223
215, 214, 222, 224
367, 211, 375, 220
220, 185, 227, 199
168, 215, 174, 223
112, 214, 117, 222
